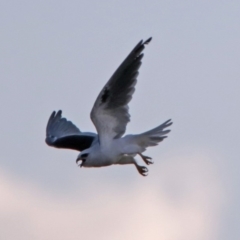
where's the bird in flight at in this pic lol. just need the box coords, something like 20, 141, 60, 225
46, 37, 172, 176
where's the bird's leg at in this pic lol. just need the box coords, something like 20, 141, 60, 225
138, 153, 153, 165
117, 155, 148, 177
135, 163, 148, 176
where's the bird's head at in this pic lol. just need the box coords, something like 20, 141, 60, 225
76, 151, 89, 167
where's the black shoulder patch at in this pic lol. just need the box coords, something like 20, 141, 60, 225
101, 87, 110, 103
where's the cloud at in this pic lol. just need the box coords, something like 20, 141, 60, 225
0, 152, 225, 240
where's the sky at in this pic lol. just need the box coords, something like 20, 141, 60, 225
0, 0, 239, 239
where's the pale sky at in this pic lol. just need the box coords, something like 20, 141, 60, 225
0, 0, 239, 239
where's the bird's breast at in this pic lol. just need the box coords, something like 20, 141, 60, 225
84, 145, 120, 168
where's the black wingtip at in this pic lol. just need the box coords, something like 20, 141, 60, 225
46, 110, 62, 132
56, 110, 62, 117
50, 110, 56, 119
47, 111, 56, 129
133, 37, 152, 56
144, 37, 152, 45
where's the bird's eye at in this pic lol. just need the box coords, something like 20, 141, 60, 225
81, 153, 89, 158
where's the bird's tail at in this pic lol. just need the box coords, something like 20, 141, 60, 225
140, 119, 172, 148
123, 119, 172, 154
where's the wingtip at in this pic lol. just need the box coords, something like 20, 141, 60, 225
56, 110, 62, 117
46, 110, 62, 130
144, 37, 152, 45
50, 110, 56, 119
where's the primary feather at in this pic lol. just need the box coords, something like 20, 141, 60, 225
46, 110, 97, 151
91, 38, 152, 147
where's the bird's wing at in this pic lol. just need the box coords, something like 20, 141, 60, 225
46, 110, 97, 151
90, 37, 152, 146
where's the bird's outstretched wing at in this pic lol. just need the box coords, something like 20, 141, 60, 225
46, 110, 97, 151
90, 37, 152, 146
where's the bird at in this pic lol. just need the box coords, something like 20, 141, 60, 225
45, 37, 172, 176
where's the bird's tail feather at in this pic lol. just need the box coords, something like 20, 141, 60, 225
124, 119, 172, 153
122, 119, 172, 154
139, 119, 172, 148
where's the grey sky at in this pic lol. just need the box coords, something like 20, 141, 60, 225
0, 0, 239, 239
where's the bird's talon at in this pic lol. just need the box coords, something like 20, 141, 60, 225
137, 166, 149, 176
138, 153, 153, 165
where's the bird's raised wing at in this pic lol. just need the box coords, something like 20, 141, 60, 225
90, 38, 152, 146
46, 110, 97, 151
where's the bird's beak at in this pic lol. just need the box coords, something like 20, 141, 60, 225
80, 161, 84, 168
76, 156, 81, 164
76, 156, 85, 167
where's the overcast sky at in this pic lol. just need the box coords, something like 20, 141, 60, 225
0, 0, 239, 239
